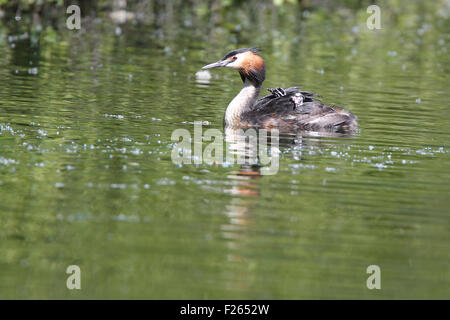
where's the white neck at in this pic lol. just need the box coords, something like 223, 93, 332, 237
225, 79, 261, 127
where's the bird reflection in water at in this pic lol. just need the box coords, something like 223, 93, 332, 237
219, 128, 354, 292
219, 129, 273, 292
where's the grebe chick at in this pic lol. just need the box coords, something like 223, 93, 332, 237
202, 47, 357, 133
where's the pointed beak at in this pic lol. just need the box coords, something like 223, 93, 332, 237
202, 60, 229, 70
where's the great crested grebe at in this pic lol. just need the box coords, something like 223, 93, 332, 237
202, 47, 357, 133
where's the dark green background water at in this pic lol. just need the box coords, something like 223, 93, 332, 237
0, 0, 449, 299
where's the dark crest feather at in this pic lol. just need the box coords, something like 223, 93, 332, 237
222, 47, 261, 60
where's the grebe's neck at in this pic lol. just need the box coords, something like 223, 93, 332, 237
225, 79, 261, 127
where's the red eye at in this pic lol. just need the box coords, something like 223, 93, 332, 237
232, 56, 237, 60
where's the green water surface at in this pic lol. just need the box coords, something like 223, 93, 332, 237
0, 1, 449, 299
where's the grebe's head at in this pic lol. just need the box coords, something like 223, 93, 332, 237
202, 47, 266, 85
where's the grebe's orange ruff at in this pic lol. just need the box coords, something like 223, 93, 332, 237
202, 47, 357, 133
